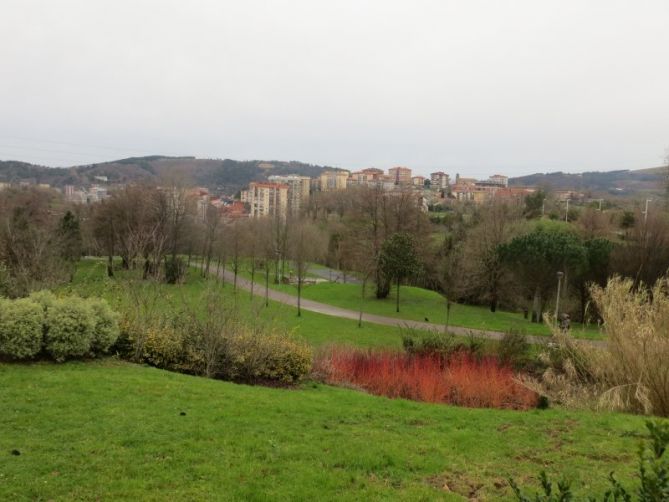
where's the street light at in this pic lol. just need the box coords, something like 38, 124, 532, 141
555, 271, 564, 322
565, 199, 570, 222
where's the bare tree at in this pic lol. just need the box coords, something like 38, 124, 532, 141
287, 220, 326, 317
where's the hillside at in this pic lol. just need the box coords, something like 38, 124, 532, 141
0, 156, 336, 195
509, 166, 667, 196
0, 360, 645, 500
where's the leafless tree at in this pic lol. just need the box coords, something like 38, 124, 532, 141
287, 220, 326, 316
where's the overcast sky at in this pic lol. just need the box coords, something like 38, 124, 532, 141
1, 1, 668, 177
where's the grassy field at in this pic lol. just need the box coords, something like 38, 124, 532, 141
0, 360, 647, 501
230, 264, 602, 340
62, 260, 421, 349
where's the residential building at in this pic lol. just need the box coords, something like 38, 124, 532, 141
348, 168, 384, 185
412, 175, 426, 187
430, 171, 450, 189
454, 173, 476, 186
241, 182, 288, 219
488, 174, 509, 187
320, 170, 349, 191
268, 174, 311, 215
388, 166, 412, 185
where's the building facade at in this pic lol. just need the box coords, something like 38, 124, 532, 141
430, 171, 450, 189
388, 166, 412, 185
268, 175, 311, 215
241, 182, 289, 219
320, 170, 349, 191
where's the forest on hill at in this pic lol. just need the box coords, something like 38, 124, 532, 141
0, 156, 336, 195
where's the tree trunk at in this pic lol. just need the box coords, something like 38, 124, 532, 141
579, 281, 587, 323
358, 278, 366, 327
265, 266, 270, 307
297, 276, 302, 317
250, 261, 255, 299
396, 277, 401, 313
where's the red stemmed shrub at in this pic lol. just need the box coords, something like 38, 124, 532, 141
314, 348, 538, 410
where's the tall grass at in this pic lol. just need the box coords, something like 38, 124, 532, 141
314, 348, 538, 410
525, 276, 669, 416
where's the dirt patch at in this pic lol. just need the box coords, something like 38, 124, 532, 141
426, 471, 485, 501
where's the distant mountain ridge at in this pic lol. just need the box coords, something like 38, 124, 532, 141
0, 156, 338, 195
509, 166, 666, 196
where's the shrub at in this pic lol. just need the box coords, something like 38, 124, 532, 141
87, 298, 120, 354
165, 257, 186, 284
498, 329, 530, 368
0, 297, 44, 360
28, 290, 58, 311
221, 328, 312, 384
402, 330, 485, 360
402, 330, 455, 357
315, 348, 538, 410
44, 297, 95, 361
142, 323, 189, 370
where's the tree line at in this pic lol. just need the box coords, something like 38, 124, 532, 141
1, 182, 668, 326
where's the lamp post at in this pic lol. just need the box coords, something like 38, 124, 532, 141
555, 271, 564, 322
565, 200, 570, 222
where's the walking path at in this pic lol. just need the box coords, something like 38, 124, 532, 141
308, 265, 361, 285
203, 264, 604, 347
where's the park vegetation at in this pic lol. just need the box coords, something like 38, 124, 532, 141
1, 181, 669, 413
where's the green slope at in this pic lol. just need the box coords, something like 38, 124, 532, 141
0, 361, 646, 500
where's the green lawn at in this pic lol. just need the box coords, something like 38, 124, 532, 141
230, 265, 602, 340
62, 260, 416, 349
0, 360, 648, 500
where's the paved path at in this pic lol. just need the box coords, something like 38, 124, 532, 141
308, 265, 362, 285
200, 264, 602, 346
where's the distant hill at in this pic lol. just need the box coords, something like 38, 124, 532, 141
0, 156, 339, 195
509, 166, 667, 196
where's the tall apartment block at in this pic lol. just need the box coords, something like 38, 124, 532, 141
267, 175, 311, 215
430, 171, 450, 189
241, 182, 289, 219
388, 166, 412, 185
320, 170, 349, 191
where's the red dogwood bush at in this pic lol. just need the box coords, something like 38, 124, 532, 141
314, 348, 537, 410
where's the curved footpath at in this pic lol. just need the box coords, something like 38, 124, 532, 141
201, 264, 605, 347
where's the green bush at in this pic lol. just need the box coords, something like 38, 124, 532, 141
220, 328, 312, 384
44, 297, 95, 361
142, 323, 189, 370
402, 330, 455, 357
28, 290, 58, 311
402, 330, 484, 359
87, 298, 120, 354
498, 330, 530, 368
164, 257, 186, 284
0, 298, 44, 360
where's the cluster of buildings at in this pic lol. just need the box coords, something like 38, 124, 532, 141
64, 183, 110, 204
237, 166, 530, 220
0, 164, 536, 223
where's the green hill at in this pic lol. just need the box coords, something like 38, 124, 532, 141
0, 360, 645, 500
509, 166, 667, 196
0, 156, 337, 195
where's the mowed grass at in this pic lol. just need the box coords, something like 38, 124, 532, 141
0, 360, 648, 501
63, 260, 412, 349
232, 265, 602, 340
